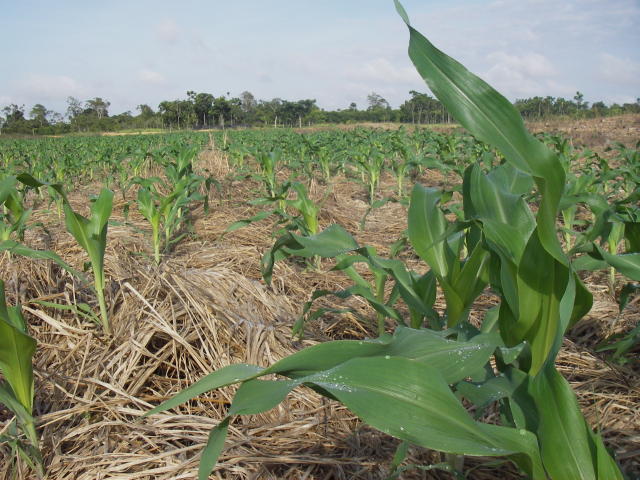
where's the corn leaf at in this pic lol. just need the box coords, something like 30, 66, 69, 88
394, 0, 566, 265
530, 366, 620, 480
303, 357, 545, 478
408, 184, 454, 277
0, 281, 36, 412
0, 240, 83, 280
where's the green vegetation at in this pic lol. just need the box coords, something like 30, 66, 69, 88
2, 85, 638, 136
141, 3, 638, 479
0, 280, 42, 477
0, 5, 638, 479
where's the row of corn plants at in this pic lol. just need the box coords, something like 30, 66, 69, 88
1, 10, 638, 477
145, 3, 638, 479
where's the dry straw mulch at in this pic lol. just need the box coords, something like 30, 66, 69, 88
1, 153, 638, 480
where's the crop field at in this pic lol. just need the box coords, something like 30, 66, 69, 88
1, 11, 639, 480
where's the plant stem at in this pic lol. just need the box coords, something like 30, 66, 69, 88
94, 273, 110, 335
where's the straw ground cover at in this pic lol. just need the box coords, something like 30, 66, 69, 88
0, 123, 638, 479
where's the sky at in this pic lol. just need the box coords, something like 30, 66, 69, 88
1, 0, 639, 117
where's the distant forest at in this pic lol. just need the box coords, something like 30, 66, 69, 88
1, 90, 639, 135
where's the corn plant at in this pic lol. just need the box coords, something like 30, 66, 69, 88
0, 176, 31, 242
596, 282, 640, 363
0, 280, 43, 478
134, 144, 209, 264
17, 174, 113, 334
135, 179, 196, 264
145, 4, 627, 479
389, 128, 419, 197
225, 181, 320, 246
256, 150, 279, 199
353, 139, 386, 204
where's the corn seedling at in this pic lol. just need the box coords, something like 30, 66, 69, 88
17, 174, 113, 334
0, 176, 31, 242
134, 144, 209, 263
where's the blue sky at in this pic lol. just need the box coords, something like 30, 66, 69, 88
1, 0, 639, 116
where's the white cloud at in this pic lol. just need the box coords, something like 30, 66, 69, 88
483, 52, 568, 98
138, 69, 167, 85
19, 74, 87, 101
345, 58, 421, 86
486, 52, 556, 78
599, 53, 640, 86
155, 19, 180, 44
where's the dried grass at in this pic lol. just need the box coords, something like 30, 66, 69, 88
1, 151, 638, 480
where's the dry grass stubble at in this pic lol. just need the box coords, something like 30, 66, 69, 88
0, 148, 638, 479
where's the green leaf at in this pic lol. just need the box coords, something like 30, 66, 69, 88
224, 210, 275, 234
465, 164, 535, 264
0, 240, 83, 279
0, 281, 36, 412
594, 245, 640, 281
262, 224, 359, 284
442, 241, 490, 326
265, 327, 500, 384
510, 231, 569, 374
408, 184, 452, 277
395, 0, 566, 265
144, 364, 263, 416
0, 380, 33, 429
530, 366, 619, 479
305, 356, 545, 478
198, 418, 230, 480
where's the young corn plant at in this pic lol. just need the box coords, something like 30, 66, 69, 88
135, 179, 197, 264
225, 181, 321, 257
144, 4, 627, 479
0, 280, 43, 478
0, 176, 32, 242
17, 174, 114, 335
133, 145, 209, 264
256, 150, 279, 200
354, 141, 386, 205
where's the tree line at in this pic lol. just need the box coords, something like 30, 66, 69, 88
1, 90, 638, 135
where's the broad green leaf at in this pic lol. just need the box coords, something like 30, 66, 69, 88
228, 378, 299, 416
594, 245, 640, 281
394, 0, 566, 265
305, 357, 545, 478
264, 327, 500, 384
408, 184, 452, 277
0, 282, 36, 412
530, 366, 622, 479
262, 224, 359, 284
512, 232, 569, 374
487, 163, 534, 197
285, 224, 359, 258
466, 164, 535, 264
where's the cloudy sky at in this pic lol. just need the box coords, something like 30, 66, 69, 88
1, 0, 639, 116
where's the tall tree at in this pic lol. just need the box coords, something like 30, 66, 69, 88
29, 104, 51, 127
367, 92, 390, 110
85, 97, 110, 119
66, 97, 83, 121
